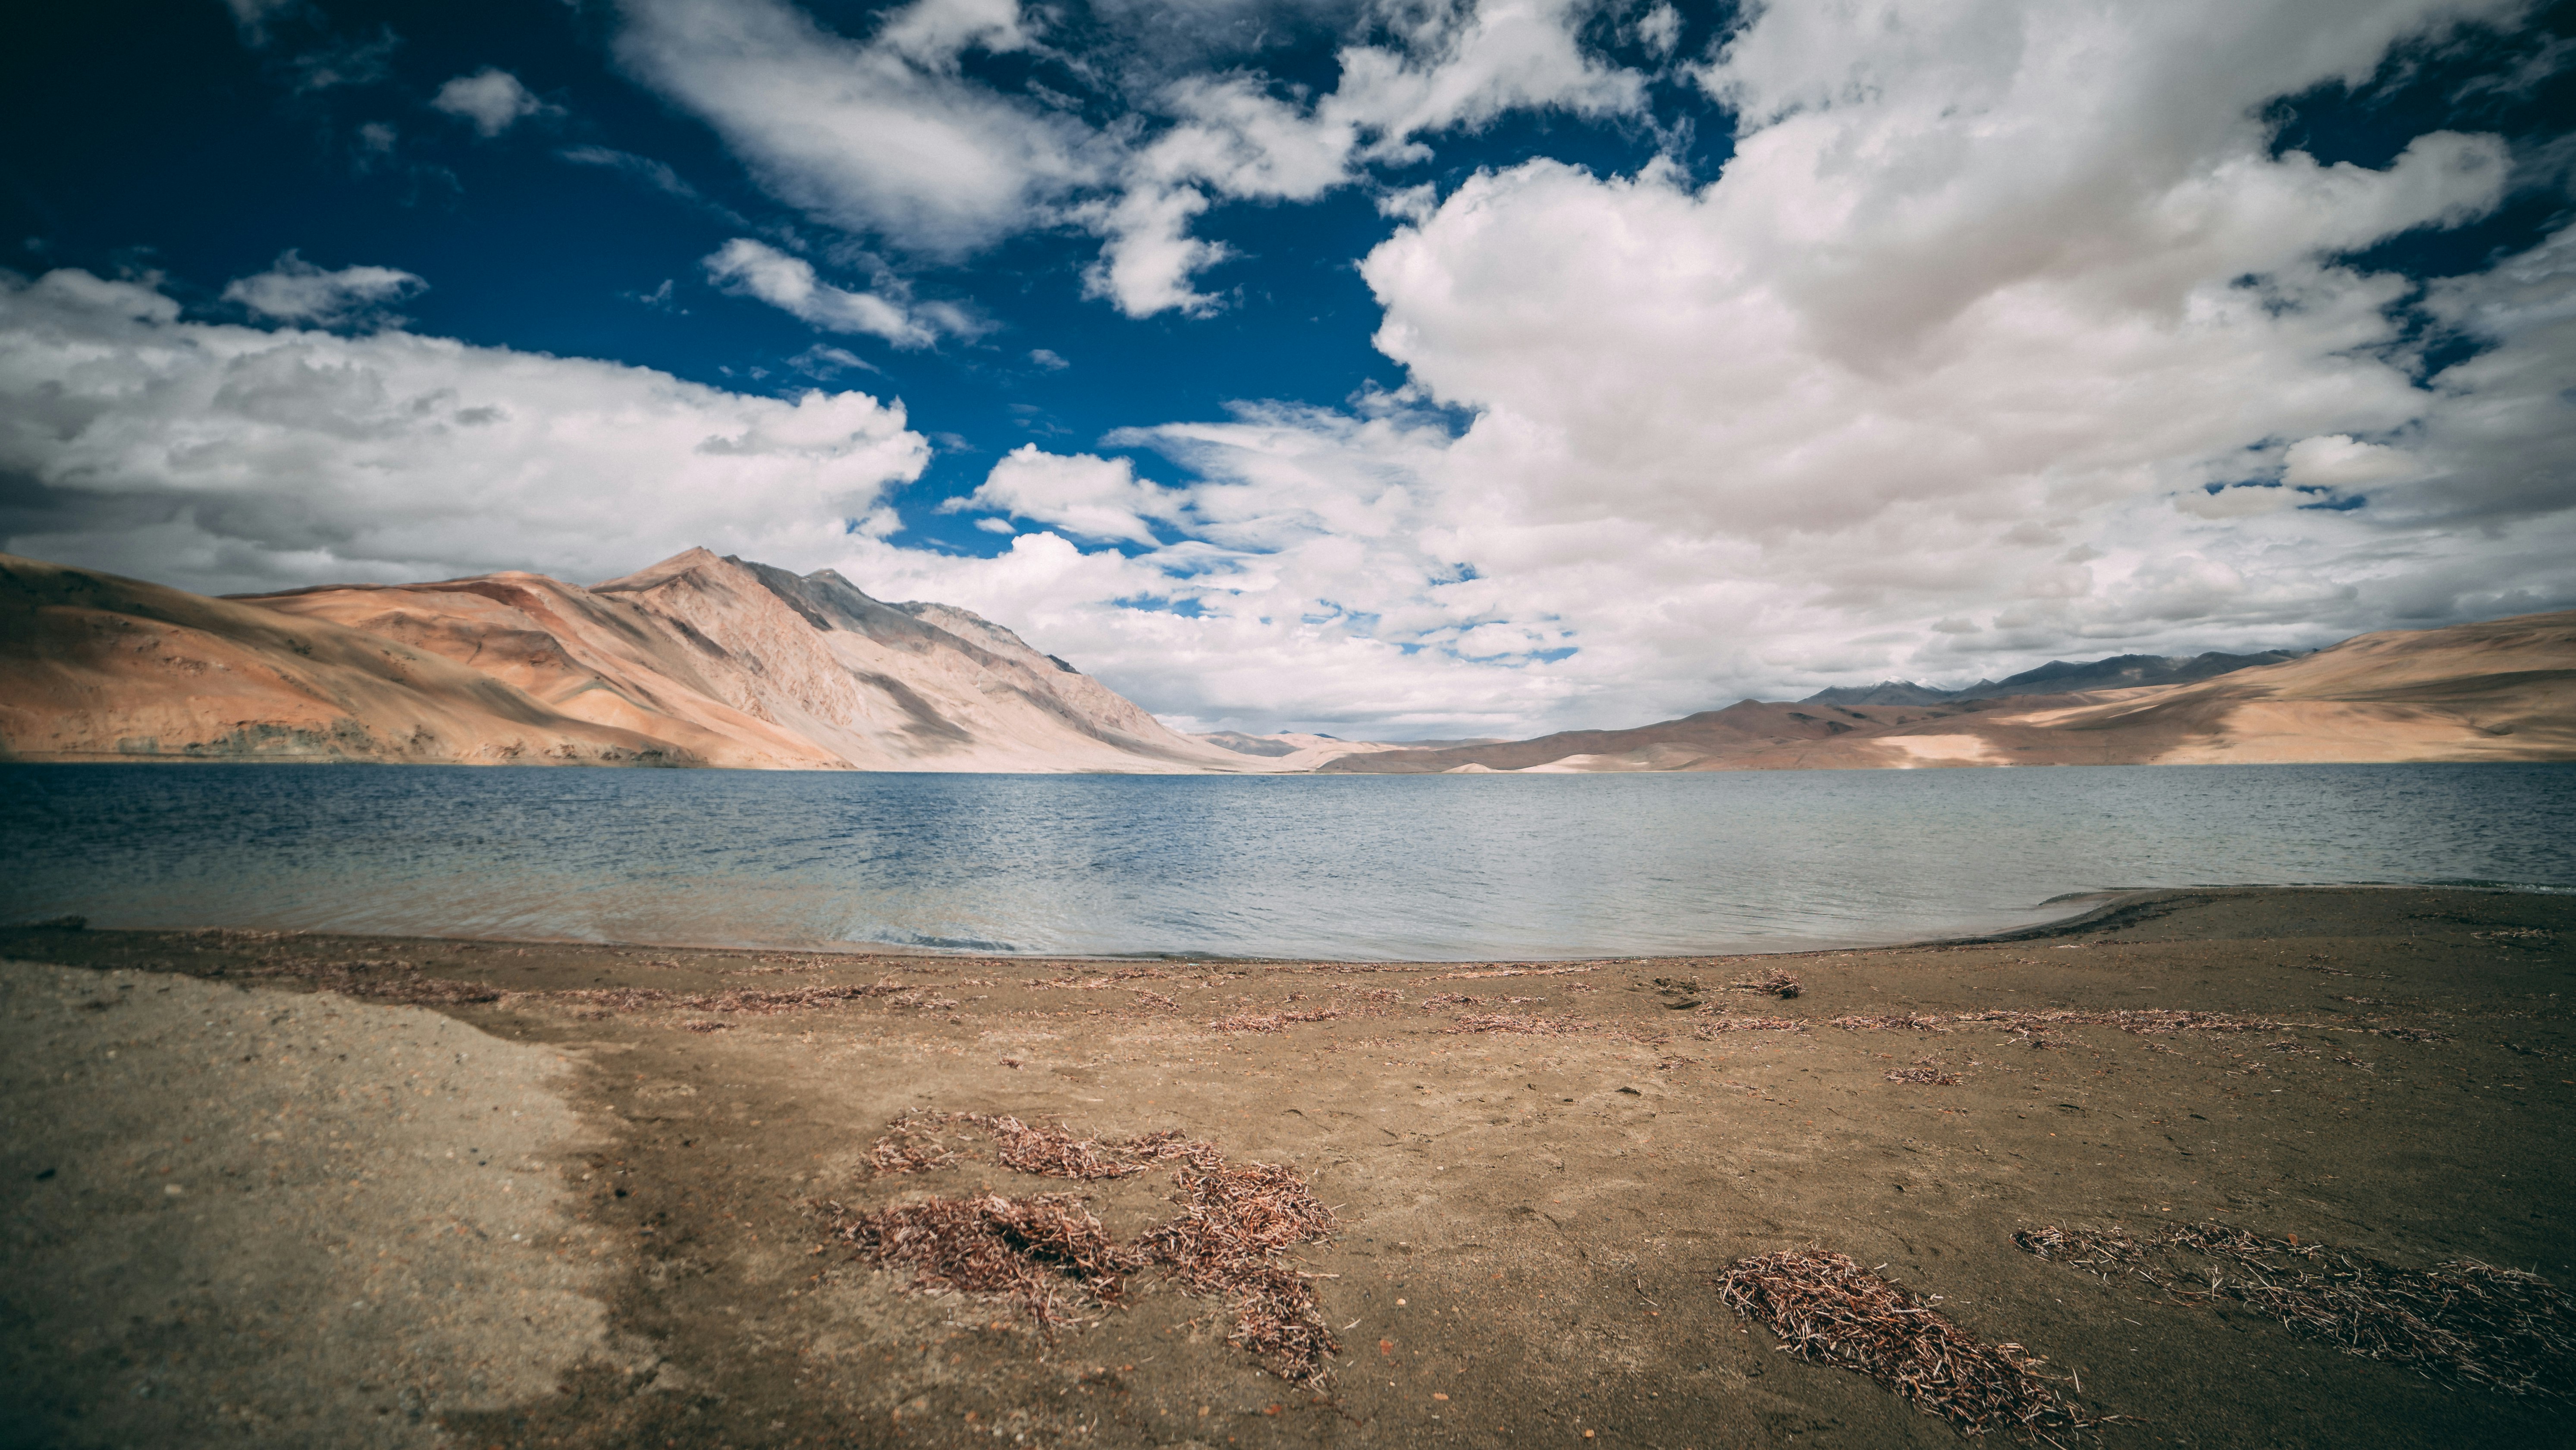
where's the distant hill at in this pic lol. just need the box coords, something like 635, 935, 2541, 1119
1192, 730, 1507, 771
1798, 679, 1986, 706
1319, 614, 2576, 773
0, 549, 1252, 772
1200, 730, 1308, 758
1801, 649, 2305, 706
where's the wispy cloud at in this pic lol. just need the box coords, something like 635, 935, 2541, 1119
431, 67, 560, 137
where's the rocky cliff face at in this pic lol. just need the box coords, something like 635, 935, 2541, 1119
0, 548, 1251, 773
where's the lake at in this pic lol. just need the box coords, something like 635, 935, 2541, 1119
3, 762, 2571, 959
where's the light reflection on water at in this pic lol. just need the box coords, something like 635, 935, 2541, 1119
3, 762, 2571, 959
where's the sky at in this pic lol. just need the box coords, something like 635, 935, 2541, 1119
3, 0, 2573, 739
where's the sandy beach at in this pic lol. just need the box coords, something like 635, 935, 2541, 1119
4, 886, 2571, 1449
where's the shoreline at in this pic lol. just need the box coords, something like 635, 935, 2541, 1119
13, 880, 2576, 967
6, 885, 2572, 1447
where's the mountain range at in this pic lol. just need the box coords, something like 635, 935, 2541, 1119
4, 547, 2570, 773
0, 548, 1247, 772
1797, 650, 2308, 706
1318, 612, 2576, 772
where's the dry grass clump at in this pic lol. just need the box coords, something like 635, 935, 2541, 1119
1731, 969, 1804, 999
1719, 1249, 2095, 1443
1432, 964, 1599, 981
1692, 1013, 1806, 1035
870, 1111, 1163, 1181
1444, 1013, 1589, 1036
545, 978, 938, 1019
1832, 1013, 1950, 1032
1136, 1157, 1340, 1384
1814, 1007, 2445, 1043
828, 1192, 1141, 1331
1030, 968, 1177, 991
868, 1113, 982, 1175
2016, 1223, 2574, 1397
841, 1112, 1341, 1384
1439, 1012, 1670, 1046
1885, 1067, 1961, 1085
1207, 1008, 1343, 1033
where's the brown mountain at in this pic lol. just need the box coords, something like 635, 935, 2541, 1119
0, 549, 1249, 772
1317, 610, 2576, 773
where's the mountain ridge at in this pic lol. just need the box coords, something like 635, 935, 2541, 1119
0, 548, 1251, 773
1318, 613, 2576, 773
1801, 649, 2308, 707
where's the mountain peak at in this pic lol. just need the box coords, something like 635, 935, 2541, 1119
591, 545, 732, 593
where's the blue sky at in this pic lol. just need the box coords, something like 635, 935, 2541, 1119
4, 0, 2574, 737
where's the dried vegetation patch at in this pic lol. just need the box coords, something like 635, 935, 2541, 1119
2016, 1223, 2575, 1397
549, 979, 956, 1020
829, 1193, 1139, 1333
830, 1111, 1341, 1384
1440, 1013, 1667, 1044
1818, 1008, 2445, 1042
1693, 1013, 1807, 1036
1720, 1250, 2097, 1443
1205, 1007, 1343, 1034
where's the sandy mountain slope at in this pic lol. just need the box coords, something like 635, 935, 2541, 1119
1321, 610, 2576, 773
246, 548, 1252, 773
1983, 610, 2576, 765
1, 548, 1254, 772
0, 552, 693, 765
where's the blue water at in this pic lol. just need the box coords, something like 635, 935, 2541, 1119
2, 763, 2571, 959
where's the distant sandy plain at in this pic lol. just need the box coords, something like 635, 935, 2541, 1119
4, 549, 2572, 774
4, 887, 2570, 1447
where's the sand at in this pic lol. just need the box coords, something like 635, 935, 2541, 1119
2, 886, 2570, 1448
0, 958, 624, 1448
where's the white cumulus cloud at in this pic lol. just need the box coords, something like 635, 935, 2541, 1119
219, 251, 427, 328
701, 238, 944, 349
613, 0, 1101, 258
0, 267, 928, 595
953, 445, 1183, 546
431, 67, 558, 137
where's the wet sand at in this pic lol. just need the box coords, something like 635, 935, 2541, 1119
2, 886, 2570, 1448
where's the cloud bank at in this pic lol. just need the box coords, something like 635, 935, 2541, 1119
0, 267, 927, 596
878, 0, 2576, 732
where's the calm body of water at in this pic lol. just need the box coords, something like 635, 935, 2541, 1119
3, 763, 2571, 959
